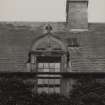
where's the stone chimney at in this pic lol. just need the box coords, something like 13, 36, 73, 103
66, 0, 88, 31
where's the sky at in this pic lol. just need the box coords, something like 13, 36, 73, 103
0, 0, 105, 22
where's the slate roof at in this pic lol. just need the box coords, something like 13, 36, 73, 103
0, 22, 105, 72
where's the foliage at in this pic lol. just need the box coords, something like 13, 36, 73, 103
32, 93, 69, 105
0, 77, 69, 105
2, 76, 105, 105
0, 77, 32, 105
69, 77, 105, 105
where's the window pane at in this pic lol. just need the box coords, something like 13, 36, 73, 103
38, 79, 60, 84
44, 63, 49, 68
37, 74, 51, 77
38, 63, 43, 68
54, 79, 60, 84
37, 63, 60, 72
55, 68, 60, 72
37, 79, 60, 94
38, 79, 50, 85
38, 87, 60, 94
55, 87, 60, 93
43, 68, 49, 72
50, 63, 55, 68
49, 88, 54, 93
38, 87, 49, 93
49, 79, 54, 85
49, 68, 55, 72
55, 63, 60, 69
38, 79, 43, 84
43, 79, 49, 84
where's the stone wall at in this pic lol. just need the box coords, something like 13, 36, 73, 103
0, 22, 105, 72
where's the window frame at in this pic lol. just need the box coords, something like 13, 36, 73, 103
36, 56, 62, 94
28, 51, 68, 94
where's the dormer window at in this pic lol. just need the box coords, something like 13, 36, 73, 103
27, 25, 70, 94
30, 52, 65, 94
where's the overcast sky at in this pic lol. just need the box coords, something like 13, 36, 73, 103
0, 0, 105, 22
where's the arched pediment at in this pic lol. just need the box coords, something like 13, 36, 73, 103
32, 34, 67, 52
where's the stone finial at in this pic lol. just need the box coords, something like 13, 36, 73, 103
45, 24, 52, 33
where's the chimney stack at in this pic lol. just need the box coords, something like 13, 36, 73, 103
66, 0, 88, 31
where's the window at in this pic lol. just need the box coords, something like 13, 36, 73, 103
29, 29, 68, 94
38, 63, 60, 72
37, 79, 60, 94
67, 38, 79, 47
36, 56, 61, 94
